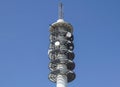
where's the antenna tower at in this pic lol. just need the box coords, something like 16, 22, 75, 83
48, 2, 76, 87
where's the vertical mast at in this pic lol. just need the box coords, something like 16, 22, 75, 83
59, 2, 63, 19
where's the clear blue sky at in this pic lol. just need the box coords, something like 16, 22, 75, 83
0, 0, 120, 87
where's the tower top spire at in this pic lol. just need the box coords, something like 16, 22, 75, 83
59, 2, 63, 19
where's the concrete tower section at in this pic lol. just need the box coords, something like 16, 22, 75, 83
48, 3, 76, 87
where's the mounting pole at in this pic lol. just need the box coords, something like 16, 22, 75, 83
59, 2, 63, 19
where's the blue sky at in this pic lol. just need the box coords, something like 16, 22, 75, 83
0, 0, 120, 87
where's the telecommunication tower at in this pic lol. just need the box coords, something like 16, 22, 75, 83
48, 2, 76, 87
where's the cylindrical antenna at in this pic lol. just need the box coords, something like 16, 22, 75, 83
59, 2, 63, 19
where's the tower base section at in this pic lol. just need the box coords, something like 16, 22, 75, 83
57, 75, 67, 87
